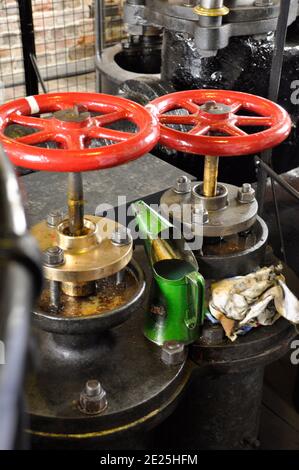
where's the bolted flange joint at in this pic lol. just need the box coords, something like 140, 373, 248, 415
79, 380, 108, 415
161, 341, 187, 365
238, 183, 256, 204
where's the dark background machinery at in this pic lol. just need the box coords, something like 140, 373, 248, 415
96, 0, 299, 185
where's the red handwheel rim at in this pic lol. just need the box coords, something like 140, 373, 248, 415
0, 92, 159, 172
147, 89, 291, 156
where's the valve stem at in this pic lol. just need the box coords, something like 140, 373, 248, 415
203, 155, 219, 197
68, 172, 84, 236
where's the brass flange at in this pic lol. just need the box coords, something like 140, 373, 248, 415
31, 215, 132, 284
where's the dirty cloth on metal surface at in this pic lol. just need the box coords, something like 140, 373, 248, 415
209, 265, 299, 341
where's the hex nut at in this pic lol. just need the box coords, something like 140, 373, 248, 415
43, 246, 64, 266
201, 324, 224, 345
174, 176, 192, 194
238, 183, 256, 204
79, 380, 108, 415
192, 206, 209, 226
111, 227, 132, 246
254, 0, 273, 6
201, 100, 231, 114
161, 341, 186, 365
47, 210, 65, 227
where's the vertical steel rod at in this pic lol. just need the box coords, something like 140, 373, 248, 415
68, 173, 84, 236
270, 178, 287, 263
30, 53, 48, 94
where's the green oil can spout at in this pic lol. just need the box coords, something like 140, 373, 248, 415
132, 200, 205, 346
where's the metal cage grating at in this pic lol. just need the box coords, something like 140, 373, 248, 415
0, 0, 125, 102
0, 0, 26, 102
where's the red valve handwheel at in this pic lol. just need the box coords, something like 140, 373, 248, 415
147, 90, 291, 157
0, 92, 159, 172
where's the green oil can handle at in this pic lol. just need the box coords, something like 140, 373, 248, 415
185, 271, 205, 330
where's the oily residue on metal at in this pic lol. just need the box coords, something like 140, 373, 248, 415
38, 269, 139, 318
202, 232, 258, 256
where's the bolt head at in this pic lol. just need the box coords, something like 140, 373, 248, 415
47, 210, 64, 227
111, 227, 132, 246
201, 101, 231, 114
242, 183, 251, 193
201, 324, 224, 345
161, 341, 186, 365
43, 246, 64, 266
203, 209, 209, 224
238, 183, 256, 204
202, 100, 217, 111
86, 379, 102, 397
79, 380, 108, 415
254, 0, 273, 6
174, 175, 192, 194
192, 206, 209, 225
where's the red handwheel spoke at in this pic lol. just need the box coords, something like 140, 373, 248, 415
63, 132, 86, 150
9, 113, 50, 130
188, 124, 210, 136
92, 109, 128, 127
160, 114, 198, 126
16, 130, 54, 145
179, 100, 201, 115
235, 115, 273, 127
218, 123, 248, 137
227, 102, 243, 113
88, 126, 134, 142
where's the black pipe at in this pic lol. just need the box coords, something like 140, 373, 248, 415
30, 53, 48, 94
0, 263, 34, 450
17, 0, 39, 96
95, 0, 106, 92
0, 145, 42, 449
